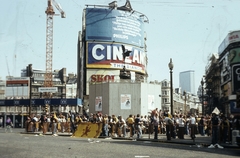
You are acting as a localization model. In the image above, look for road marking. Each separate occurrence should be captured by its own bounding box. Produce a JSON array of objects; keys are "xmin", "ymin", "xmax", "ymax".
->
[{"xmin": 135, "ymin": 156, "xmax": 150, "ymax": 158}]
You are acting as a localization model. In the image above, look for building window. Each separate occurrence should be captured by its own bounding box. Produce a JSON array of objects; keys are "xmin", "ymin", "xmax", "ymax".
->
[
  {"xmin": 162, "ymin": 91, "xmax": 168, "ymax": 96},
  {"xmin": 163, "ymin": 98, "xmax": 168, "ymax": 103}
]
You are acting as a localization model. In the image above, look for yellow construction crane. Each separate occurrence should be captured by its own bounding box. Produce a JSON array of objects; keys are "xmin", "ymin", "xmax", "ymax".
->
[{"xmin": 44, "ymin": 0, "xmax": 65, "ymax": 89}]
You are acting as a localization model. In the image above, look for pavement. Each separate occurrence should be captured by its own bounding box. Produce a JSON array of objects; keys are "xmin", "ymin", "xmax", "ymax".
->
[{"xmin": 12, "ymin": 128, "xmax": 239, "ymax": 149}]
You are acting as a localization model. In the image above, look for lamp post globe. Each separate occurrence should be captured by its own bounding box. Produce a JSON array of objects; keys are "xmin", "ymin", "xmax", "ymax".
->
[
  {"xmin": 168, "ymin": 58, "xmax": 174, "ymax": 116},
  {"xmin": 168, "ymin": 58, "xmax": 174, "ymax": 70}
]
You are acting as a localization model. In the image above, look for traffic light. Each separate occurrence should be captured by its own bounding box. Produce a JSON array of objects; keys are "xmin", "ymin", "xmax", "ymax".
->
[
  {"xmin": 121, "ymin": 45, "xmax": 131, "ymax": 60},
  {"xmin": 45, "ymin": 104, "xmax": 49, "ymax": 113}
]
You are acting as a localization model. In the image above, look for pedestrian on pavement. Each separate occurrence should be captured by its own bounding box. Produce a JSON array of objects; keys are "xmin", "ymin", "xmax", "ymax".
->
[
  {"xmin": 152, "ymin": 113, "xmax": 159, "ymax": 139},
  {"xmin": 101, "ymin": 114, "xmax": 109, "ymax": 137},
  {"xmin": 40, "ymin": 115, "xmax": 47, "ymax": 134},
  {"xmin": 178, "ymin": 114, "xmax": 185, "ymax": 139},
  {"xmin": 199, "ymin": 116, "xmax": 205, "ymax": 136},
  {"xmin": 51, "ymin": 113, "xmax": 58, "ymax": 136},
  {"xmin": 228, "ymin": 114, "xmax": 234, "ymax": 143},
  {"xmin": 185, "ymin": 115, "xmax": 190, "ymax": 135},
  {"xmin": 208, "ymin": 111, "xmax": 224, "ymax": 149},
  {"xmin": 134, "ymin": 114, "xmax": 142, "ymax": 139},
  {"xmin": 164, "ymin": 114, "xmax": 172, "ymax": 140},
  {"xmin": 0, "ymin": 117, "xmax": 3, "ymax": 128},
  {"xmin": 126, "ymin": 114, "xmax": 134, "ymax": 137},
  {"xmin": 221, "ymin": 115, "xmax": 229, "ymax": 143},
  {"xmin": 5, "ymin": 117, "xmax": 13, "ymax": 133},
  {"xmin": 117, "ymin": 115, "xmax": 127, "ymax": 137},
  {"xmin": 189, "ymin": 114, "xmax": 196, "ymax": 140}
]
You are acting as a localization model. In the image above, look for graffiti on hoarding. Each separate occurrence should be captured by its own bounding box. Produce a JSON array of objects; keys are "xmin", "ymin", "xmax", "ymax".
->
[
  {"xmin": 87, "ymin": 42, "xmax": 146, "ymax": 74},
  {"xmin": 90, "ymin": 75, "xmax": 115, "ymax": 83}
]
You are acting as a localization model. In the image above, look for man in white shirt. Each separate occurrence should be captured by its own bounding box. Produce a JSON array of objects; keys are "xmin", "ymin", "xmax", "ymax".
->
[{"xmin": 190, "ymin": 114, "xmax": 196, "ymax": 140}]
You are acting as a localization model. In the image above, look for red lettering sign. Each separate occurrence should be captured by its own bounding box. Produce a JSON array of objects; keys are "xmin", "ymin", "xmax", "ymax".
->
[
  {"xmin": 229, "ymin": 34, "xmax": 239, "ymax": 40},
  {"xmin": 91, "ymin": 75, "xmax": 115, "ymax": 82}
]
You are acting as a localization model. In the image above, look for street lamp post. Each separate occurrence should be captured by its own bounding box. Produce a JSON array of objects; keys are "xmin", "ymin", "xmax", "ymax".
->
[
  {"xmin": 201, "ymin": 78, "xmax": 204, "ymax": 116},
  {"xmin": 183, "ymin": 90, "xmax": 187, "ymax": 115},
  {"xmin": 28, "ymin": 64, "xmax": 33, "ymax": 117},
  {"xmin": 168, "ymin": 58, "xmax": 174, "ymax": 116}
]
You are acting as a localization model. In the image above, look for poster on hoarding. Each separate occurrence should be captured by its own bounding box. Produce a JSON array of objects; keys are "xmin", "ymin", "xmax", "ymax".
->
[
  {"xmin": 121, "ymin": 94, "xmax": 131, "ymax": 109},
  {"xmin": 95, "ymin": 96, "xmax": 102, "ymax": 111},
  {"xmin": 148, "ymin": 95, "xmax": 155, "ymax": 110}
]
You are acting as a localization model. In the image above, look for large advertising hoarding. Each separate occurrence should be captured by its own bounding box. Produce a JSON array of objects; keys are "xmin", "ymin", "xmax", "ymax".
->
[
  {"xmin": 86, "ymin": 42, "xmax": 146, "ymax": 74},
  {"xmin": 85, "ymin": 8, "xmax": 145, "ymax": 48}
]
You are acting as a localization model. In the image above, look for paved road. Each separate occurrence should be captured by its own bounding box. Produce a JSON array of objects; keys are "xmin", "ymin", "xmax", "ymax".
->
[{"xmin": 0, "ymin": 128, "xmax": 240, "ymax": 158}]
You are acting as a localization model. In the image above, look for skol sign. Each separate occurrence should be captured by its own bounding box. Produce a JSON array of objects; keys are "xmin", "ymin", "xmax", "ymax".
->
[{"xmin": 90, "ymin": 74, "xmax": 115, "ymax": 83}]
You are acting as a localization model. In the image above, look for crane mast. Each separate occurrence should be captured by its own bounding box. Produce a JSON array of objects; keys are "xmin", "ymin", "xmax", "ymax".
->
[{"xmin": 44, "ymin": 0, "xmax": 65, "ymax": 89}]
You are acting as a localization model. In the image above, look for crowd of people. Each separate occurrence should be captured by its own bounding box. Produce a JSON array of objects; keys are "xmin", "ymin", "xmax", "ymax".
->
[
  {"xmin": 24, "ymin": 109, "xmax": 240, "ymax": 147},
  {"xmin": 0, "ymin": 107, "xmax": 239, "ymax": 148}
]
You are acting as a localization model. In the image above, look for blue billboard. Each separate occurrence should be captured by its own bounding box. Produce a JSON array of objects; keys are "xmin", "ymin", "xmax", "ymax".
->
[
  {"xmin": 0, "ymin": 98, "xmax": 82, "ymax": 106},
  {"xmin": 85, "ymin": 8, "xmax": 145, "ymax": 48}
]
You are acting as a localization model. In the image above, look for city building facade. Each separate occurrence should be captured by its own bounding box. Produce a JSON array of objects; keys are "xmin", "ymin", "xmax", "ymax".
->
[
  {"xmin": 204, "ymin": 30, "xmax": 240, "ymax": 116},
  {"xmin": 0, "ymin": 66, "xmax": 81, "ymax": 128},
  {"xmin": 161, "ymin": 79, "xmax": 201, "ymax": 115}
]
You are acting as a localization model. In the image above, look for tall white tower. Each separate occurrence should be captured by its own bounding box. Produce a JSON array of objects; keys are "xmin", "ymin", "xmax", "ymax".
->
[{"xmin": 179, "ymin": 70, "xmax": 195, "ymax": 94}]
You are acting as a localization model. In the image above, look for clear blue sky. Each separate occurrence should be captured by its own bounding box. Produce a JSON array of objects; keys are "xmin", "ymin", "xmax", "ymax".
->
[{"xmin": 1, "ymin": 0, "xmax": 240, "ymax": 93}]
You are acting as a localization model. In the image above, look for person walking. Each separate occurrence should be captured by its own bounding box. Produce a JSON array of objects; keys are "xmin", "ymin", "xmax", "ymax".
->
[
  {"xmin": 152, "ymin": 113, "xmax": 159, "ymax": 139},
  {"xmin": 0, "ymin": 117, "xmax": 3, "ymax": 128},
  {"xmin": 126, "ymin": 114, "xmax": 134, "ymax": 138},
  {"xmin": 134, "ymin": 114, "xmax": 142, "ymax": 138},
  {"xmin": 117, "ymin": 115, "xmax": 127, "ymax": 137},
  {"xmin": 189, "ymin": 114, "xmax": 196, "ymax": 140},
  {"xmin": 208, "ymin": 111, "xmax": 224, "ymax": 149},
  {"xmin": 164, "ymin": 114, "xmax": 172, "ymax": 140},
  {"xmin": 199, "ymin": 116, "xmax": 205, "ymax": 136},
  {"xmin": 51, "ymin": 113, "xmax": 58, "ymax": 136},
  {"xmin": 5, "ymin": 117, "xmax": 13, "ymax": 133},
  {"xmin": 178, "ymin": 114, "xmax": 185, "ymax": 139}
]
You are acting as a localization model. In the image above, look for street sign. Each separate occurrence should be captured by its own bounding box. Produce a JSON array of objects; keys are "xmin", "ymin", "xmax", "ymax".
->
[{"xmin": 38, "ymin": 87, "xmax": 58, "ymax": 93}]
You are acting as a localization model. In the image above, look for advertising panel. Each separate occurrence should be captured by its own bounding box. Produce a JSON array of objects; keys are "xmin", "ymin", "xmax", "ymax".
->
[
  {"xmin": 87, "ymin": 69, "xmax": 120, "ymax": 83},
  {"xmin": 121, "ymin": 94, "xmax": 131, "ymax": 109},
  {"xmin": 95, "ymin": 96, "xmax": 102, "ymax": 112},
  {"xmin": 231, "ymin": 64, "xmax": 240, "ymax": 93},
  {"xmin": 85, "ymin": 8, "xmax": 145, "ymax": 48},
  {"xmin": 228, "ymin": 47, "xmax": 240, "ymax": 65},
  {"xmin": 218, "ymin": 30, "xmax": 240, "ymax": 55},
  {"xmin": 219, "ymin": 52, "xmax": 231, "ymax": 85},
  {"xmin": 86, "ymin": 42, "xmax": 146, "ymax": 74}
]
